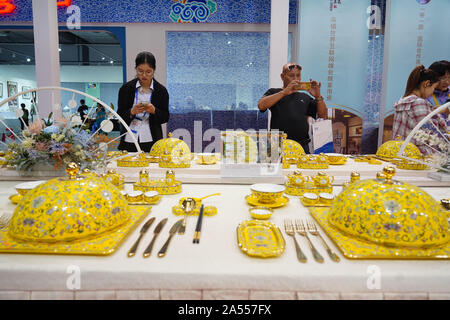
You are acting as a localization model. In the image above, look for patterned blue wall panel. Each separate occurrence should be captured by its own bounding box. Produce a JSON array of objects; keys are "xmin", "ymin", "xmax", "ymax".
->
[
  {"xmin": 166, "ymin": 31, "xmax": 270, "ymax": 116},
  {"xmin": 0, "ymin": 0, "xmax": 298, "ymax": 24}
]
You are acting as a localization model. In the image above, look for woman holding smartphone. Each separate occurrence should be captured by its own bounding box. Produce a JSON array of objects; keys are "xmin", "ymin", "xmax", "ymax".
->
[{"xmin": 117, "ymin": 51, "xmax": 170, "ymax": 152}]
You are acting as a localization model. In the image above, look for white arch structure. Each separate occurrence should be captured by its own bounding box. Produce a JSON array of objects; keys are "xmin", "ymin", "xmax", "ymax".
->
[
  {"xmin": 0, "ymin": 86, "xmax": 142, "ymax": 156},
  {"xmin": 397, "ymin": 101, "xmax": 450, "ymax": 173}
]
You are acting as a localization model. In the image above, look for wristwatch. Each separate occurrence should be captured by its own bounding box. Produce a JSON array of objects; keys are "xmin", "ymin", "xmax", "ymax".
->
[{"xmin": 315, "ymin": 96, "xmax": 324, "ymax": 102}]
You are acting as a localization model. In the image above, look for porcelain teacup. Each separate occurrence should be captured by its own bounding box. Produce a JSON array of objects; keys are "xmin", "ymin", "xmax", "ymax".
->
[{"xmin": 250, "ymin": 183, "xmax": 285, "ymax": 204}]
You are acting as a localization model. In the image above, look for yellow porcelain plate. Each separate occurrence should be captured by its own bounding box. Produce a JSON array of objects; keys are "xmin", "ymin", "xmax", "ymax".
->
[
  {"xmin": 0, "ymin": 206, "xmax": 150, "ymax": 256},
  {"xmin": 245, "ymin": 195, "xmax": 289, "ymax": 208},
  {"xmin": 236, "ymin": 220, "xmax": 285, "ymax": 258},
  {"xmin": 309, "ymin": 207, "xmax": 450, "ymax": 259}
]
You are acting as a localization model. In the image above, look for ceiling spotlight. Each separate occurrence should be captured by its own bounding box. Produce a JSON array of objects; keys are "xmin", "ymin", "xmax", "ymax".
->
[
  {"xmin": 26, "ymin": 58, "xmax": 31, "ymax": 62},
  {"xmin": 227, "ymin": 41, "xmax": 231, "ymax": 45},
  {"xmin": 102, "ymin": 57, "xmax": 105, "ymax": 60},
  {"xmin": 58, "ymin": 47, "xmax": 62, "ymax": 52},
  {"xmin": 12, "ymin": 53, "xmax": 15, "ymax": 58},
  {"xmin": 110, "ymin": 60, "xmax": 113, "ymax": 64}
]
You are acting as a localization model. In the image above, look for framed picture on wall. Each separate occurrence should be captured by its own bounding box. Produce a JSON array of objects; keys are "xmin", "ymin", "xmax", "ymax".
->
[
  {"xmin": 0, "ymin": 82, "xmax": 3, "ymax": 99},
  {"xmin": 22, "ymin": 86, "xmax": 32, "ymax": 99},
  {"xmin": 7, "ymin": 81, "xmax": 18, "ymax": 107}
]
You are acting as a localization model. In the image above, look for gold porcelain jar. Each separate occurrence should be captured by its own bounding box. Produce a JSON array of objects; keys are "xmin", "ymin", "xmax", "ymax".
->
[
  {"xmin": 8, "ymin": 163, "xmax": 130, "ymax": 243},
  {"xmin": 328, "ymin": 166, "xmax": 449, "ymax": 248}
]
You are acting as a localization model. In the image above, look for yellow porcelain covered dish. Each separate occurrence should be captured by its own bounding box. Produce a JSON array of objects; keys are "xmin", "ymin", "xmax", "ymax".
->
[
  {"xmin": 376, "ymin": 136, "xmax": 422, "ymax": 161},
  {"xmin": 8, "ymin": 163, "xmax": 130, "ymax": 243},
  {"xmin": 149, "ymin": 132, "xmax": 191, "ymax": 164},
  {"xmin": 328, "ymin": 166, "xmax": 449, "ymax": 249}
]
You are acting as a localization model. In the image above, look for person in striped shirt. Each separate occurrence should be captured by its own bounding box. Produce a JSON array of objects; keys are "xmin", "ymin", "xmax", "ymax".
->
[{"xmin": 392, "ymin": 65, "xmax": 448, "ymax": 154}]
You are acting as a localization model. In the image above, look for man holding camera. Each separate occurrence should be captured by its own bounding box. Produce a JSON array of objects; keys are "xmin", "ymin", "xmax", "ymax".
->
[{"xmin": 258, "ymin": 63, "xmax": 327, "ymax": 154}]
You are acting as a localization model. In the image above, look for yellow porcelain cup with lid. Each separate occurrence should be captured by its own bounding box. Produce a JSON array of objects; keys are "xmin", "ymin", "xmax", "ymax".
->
[
  {"xmin": 250, "ymin": 183, "xmax": 285, "ymax": 204},
  {"xmin": 312, "ymin": 172, "xmax": 334, "ymax": 188}
]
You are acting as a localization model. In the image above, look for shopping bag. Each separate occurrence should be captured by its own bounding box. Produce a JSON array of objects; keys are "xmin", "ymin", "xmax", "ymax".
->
[{"xmin": 311, "ymin": 119, "xmax": 333, "ymax": 154}]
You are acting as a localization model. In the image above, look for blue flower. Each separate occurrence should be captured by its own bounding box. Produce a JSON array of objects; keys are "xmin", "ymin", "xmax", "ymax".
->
[
  {"xmin": 50, "ymin": 141, "xmax": 66, "ymax": 154},
  {"xmin": 43, "ymin": 125, "xmax": 60, "ymax": 134},
  {"xmin": 73, "ymin": 130, "xmax": 91, "ymax": 146}
]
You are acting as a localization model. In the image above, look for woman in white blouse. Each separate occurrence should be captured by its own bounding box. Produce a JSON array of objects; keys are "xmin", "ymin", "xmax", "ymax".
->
[{"xmin": 117, "ymin": 51, "xmax": 170, "ymax": 152}]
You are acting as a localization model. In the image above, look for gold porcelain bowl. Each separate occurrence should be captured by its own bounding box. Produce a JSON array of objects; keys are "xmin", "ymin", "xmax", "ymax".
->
[
  {"xmin": 8, "ymin": 168, "xmax": 130, "ymax": 243},
  {"xmin": 249, "ymin": 206, "xmax": 273, "ymax": 220},
  {"xmin": 325, "ymin": 153, "xmax": 347, "ymax": 164},
  {"xmin": 125, "ymin": 191, "xmax": 143, "ymax": 203},
  {"xmin": 328, "ymin": 169, "xmax": 449, "ymax": 249},
  {"xmin": 302, "ymin": 192, "xmax": 319, "ymax": 206},
  {"xmin": 250, "ymin": 184, "xmax": 285, "ymax": 204},
  {"xmin": 143, "ymin": 191, "xmax": 159, "ymax": 202},
  {"xmin": 15, "ymin": 180, "xmax": 46, "ymax": 196},
  {"xmin": 318, "ymin": 192, "xmax": 334, "ymax": 205}
]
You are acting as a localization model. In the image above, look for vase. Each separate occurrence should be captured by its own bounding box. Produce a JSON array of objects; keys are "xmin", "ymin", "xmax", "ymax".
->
[{"xmin": 18, "ymin": 162, "xmax": 67, "ymax": 178}]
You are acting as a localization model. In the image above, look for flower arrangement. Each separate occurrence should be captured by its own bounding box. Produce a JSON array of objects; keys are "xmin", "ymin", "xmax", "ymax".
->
[
  {"xmin": 413, "ymin": 128, "xmax": 449, "ymax": 170},
  {"xmin": 4, "ymin": 113, "xmax": 100, "ymax": 171}
]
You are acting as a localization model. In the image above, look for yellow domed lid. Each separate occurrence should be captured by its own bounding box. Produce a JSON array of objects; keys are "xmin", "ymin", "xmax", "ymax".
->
[
  {"xmin": 149, "ymin": 132, "xmax": 191, "ymax": 160},
  {"xmin": 283, "ymin": 139, "xmax": 305, "ymax": 159},
  {"xmin": 376, "ymin": 136, "xmax": 422, "ymax": 160},
  {"xmin": 8, "ymin": 163, "xmax": 130, "ymax": 243},
  {"xmin": 329, "ymin": 166, "xmax": 449, "ymax": 248}
]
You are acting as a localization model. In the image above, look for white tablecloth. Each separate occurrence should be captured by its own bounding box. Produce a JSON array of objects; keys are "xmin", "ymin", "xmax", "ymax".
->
[{"xmin": 0, "ymin": 181, "xmax": 449, "ymax": 300}]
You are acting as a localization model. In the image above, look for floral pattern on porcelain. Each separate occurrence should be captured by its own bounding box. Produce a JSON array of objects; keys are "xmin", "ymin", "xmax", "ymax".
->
[
  {"xmin": 376, "ymin": 139, "xmax": 421, "ymax": 161},
  {"xmin": 328, "ymin": 178, "xmax": 449, "ymax": 248},
  {"xmin": 8, "ymin": 175, "xmax": 130, "ymax": 243}
]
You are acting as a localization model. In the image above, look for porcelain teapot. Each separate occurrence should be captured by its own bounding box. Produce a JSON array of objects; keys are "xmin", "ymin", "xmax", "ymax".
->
[
  {"xmin": 312, "ymin": 172, "xmax": 334, "ymax": 188},
  {"xmin": 287, "ymin": 170, "xmax": 308, "ymax": 187}
]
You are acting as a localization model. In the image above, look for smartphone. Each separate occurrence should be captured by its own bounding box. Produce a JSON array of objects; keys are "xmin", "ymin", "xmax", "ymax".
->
[{"xmin": 293, "ymin": 81, "xmax": 312, "ymax": 91}]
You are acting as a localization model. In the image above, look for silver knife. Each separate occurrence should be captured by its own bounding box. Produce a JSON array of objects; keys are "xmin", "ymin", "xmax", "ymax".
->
[
  {"xmin": 158, "ymin": 218, "xmax": 183, "ymax": 258},
  {"xmin": 127, "ymin": 217, "xmax": 155, "ymax": 257},
  {"xmin": 143, "ymin": 218, "xmax": 168, "ymax": 258}
]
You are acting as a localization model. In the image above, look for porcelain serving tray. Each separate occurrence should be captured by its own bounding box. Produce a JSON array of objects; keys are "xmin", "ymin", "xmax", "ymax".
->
[
  {"xmin": 236, "ymin": 220, "xmax": 285, "ymax": 258},
  {"xmin": 309, "ymin": 207, "xmax": 450, "ymax": 260}
]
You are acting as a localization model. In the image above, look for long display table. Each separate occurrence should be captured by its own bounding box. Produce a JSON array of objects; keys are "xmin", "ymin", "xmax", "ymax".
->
[
  {"xmin": 0, "ymin": 158, "xmax": 448, "ymax": 187},
  {"xmin": 0, "ymin": 181, "xmax": 449, "ymax": 300}
]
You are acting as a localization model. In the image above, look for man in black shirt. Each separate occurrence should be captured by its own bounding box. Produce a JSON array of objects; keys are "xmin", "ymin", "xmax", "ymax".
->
[
  {"xmin": 258, "ymin": 63, "xmax": 327, "ymax": 153},
  {"xmin": 77, "ymin": 99, "xmax": 88, "ymax": 120}
]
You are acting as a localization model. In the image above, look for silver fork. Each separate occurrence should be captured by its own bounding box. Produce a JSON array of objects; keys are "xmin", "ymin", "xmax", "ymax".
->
[
  {"xmin": 307, "ymin": 219, "xmax": 340, "ymax": 262},
  {"xmin": 295, "ymin": 219, "xmax": 324, "ymax": 263},
  {"xmin": 283, "ymin": 219, "xmax": 307, "ymax": 263}
]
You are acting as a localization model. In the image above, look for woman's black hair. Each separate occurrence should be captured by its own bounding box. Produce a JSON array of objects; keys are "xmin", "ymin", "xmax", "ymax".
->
[
  {"xmin": 135, "ymin": 51, "xmax": 156, "ymax": 70},
  {"xmin": 428, "ymin": 60, "xmax": 450, "ymax": 77},
  {"xmin": 403, "ymin": 65, "xmax": 440, "ymax": 97}
]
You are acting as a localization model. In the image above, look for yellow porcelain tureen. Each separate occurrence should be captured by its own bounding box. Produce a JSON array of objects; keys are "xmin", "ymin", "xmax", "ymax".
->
[
  {"xmin": 376, "ymin": 136, "xmax": 422, "ymax": 161},
  {"xmin": 328, "ymin": 166, "xmax": 449, "ymax": 249},
  {"xmin": 149, "ymin": 133, "xmax": 191, "ymax": 167},
  {"xmin": 8, "ymin": 163, "xmax": 130, "ymax": 243}
]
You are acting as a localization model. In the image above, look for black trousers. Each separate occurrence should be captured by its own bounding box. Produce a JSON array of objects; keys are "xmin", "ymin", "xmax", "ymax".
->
[{"xmin": 118, "ymin": 141, "xmax": 155, "ymax": 153}]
